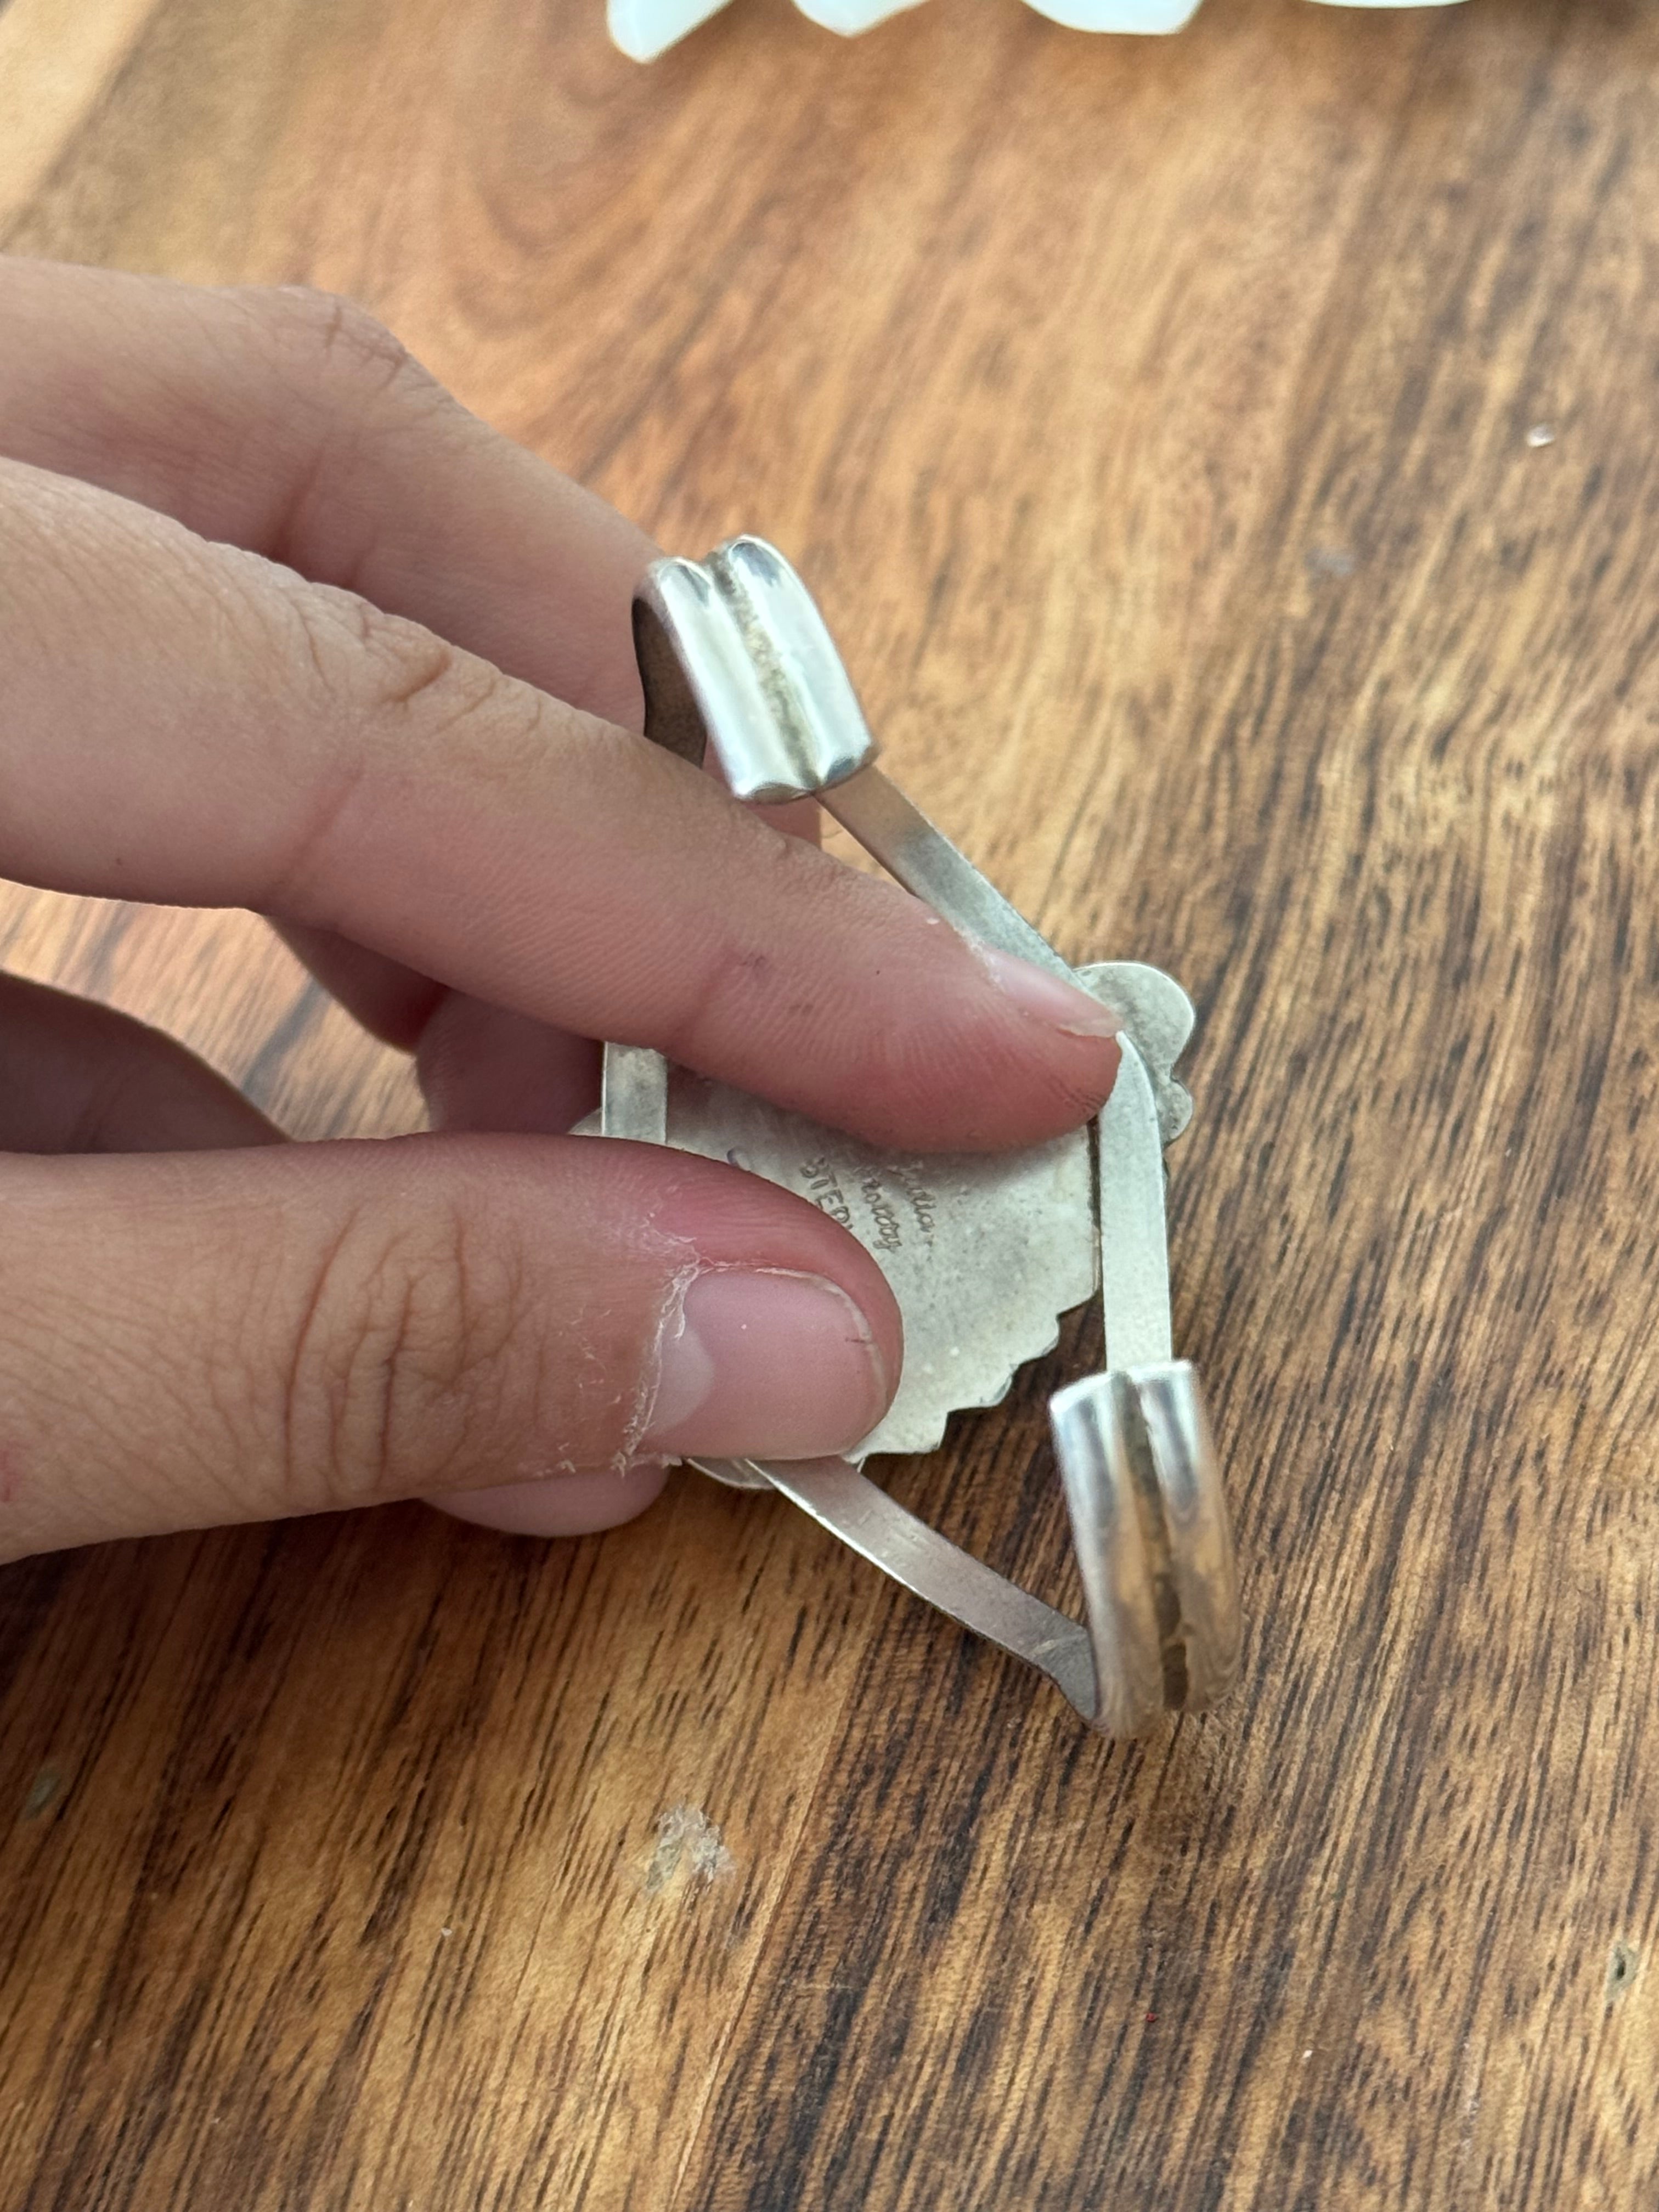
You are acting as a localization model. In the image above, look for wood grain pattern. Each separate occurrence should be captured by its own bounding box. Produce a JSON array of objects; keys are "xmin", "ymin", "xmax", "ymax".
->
[
  {"xmin": 2, "ymin": 0, "xmax": 1657, "ymax": 2204},
  {"xmin": 0, "ymin": 0, "xmax": 166, "ymax": 233}
]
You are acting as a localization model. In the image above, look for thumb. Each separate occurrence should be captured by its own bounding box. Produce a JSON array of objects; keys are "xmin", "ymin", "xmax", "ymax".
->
[{"xmin": 0, "ymin": 1135, "xmax": 899, "ymax": 1560}]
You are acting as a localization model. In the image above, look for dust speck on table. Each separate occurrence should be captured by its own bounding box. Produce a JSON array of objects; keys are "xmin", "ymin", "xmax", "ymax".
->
[
  {"xmin": 643, "ymin": 1804, "xmax": 735, "ymax": 1898},
  {"xmin": 1606, "ymin": 1939, "xmax": 1640, "ymax": 2005},
  {"xmin": 21, "ymin": 1768, "xmax": 60, "ymax": 1821}
]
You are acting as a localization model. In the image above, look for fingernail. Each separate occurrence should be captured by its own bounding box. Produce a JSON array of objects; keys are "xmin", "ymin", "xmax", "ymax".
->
[
  {"xmin": 642, "ymin": 1270, "xmax": 891, "ymax": 1460},
  {"xmin": 978, "ymin": 947, "xmax": 1123, "ymax": 1037}
]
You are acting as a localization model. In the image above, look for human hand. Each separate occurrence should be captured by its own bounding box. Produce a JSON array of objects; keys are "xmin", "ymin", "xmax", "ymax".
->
[{"xmin": 0, "ymin": 258, "xmax": 1120, "ymax": 1558}]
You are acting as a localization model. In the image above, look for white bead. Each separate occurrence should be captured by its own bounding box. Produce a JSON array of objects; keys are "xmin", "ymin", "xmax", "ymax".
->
[
  {"xmin": 793, "ymin": 0, "xmax": 930, "ymax": 32},
  {"xmin": 607, "ymin": 0, "xmax": 733, "ymax": 62},
  {"xmin": 1022, "ymin": 0, "xmax": 1200, "ymax": 25}
]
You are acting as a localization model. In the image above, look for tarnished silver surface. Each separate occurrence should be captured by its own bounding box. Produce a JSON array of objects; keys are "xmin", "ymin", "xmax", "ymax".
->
[
  {"xmin": 600, "ymin": 1041, "xmax": 668, "ymax": 1144},
  {"xmin": 593, "ymin": 994, "xmax": 1187, "ymax": 1462},
  {"xmin": 698, "ymin": 1371, "xmax": 1240, "ymax": 1737},
  {"xmin": 656, "ymin": 1069, "xmax": 1094, "ymax": 1460},
  {"xmin": 590, "ymin": 535, "xmax": 1245, "ymax": 1736},
  {"xmin": 1134, "ymin": 1367, "xmax": 1240, "ymax": 1711},
  {"xmin": 1048, "ymin": 1364, "xmax": 1239, "ymax": 1734},
  {"xmin": 594, "ymin": 1057, "xmax": 1094, "ymax": 1460},
  {"xmin": 700, "ymin": 1454, "xmax": 1099, "ymax": 1719},
  {"xmin": 1084, "ymin": 961, "xmax": 1194, "ymax": 1145},
  {"xmin": 1093, "ymin": 1036, "xmax": 1173, "ymax": 1372},
  {"xmin": 1045, "ymin": 1375, "xmax": 1166, "ymax": 1737},
  {"xmin": 1031, "ymin": 1024, "xmax": 1239, "ymax": 1726},
  {"xmin": 675, "ymin": 1041, "xmax": 1239, "ymax": 1733},
  {"xmin": 633, "ymin": 536, "xmax": 877, "ymax": 802},
  {"xmin": 821, "ymin": 761, "xmax": 1070, "ymax": 977}
]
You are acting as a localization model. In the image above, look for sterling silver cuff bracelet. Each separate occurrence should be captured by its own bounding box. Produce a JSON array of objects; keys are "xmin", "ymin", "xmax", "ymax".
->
[{"xmin": 591, "ymin": 535, "xmax": 1241, "ymax": 1735}]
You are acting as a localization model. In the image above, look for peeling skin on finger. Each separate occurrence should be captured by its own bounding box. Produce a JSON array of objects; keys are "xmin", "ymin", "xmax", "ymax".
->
[
  {"xmin": 429, "ymin": 1142, "xmax": 898, "ymax": 1535},
  {"xmin": 619, "ymin": 1251, "xmax": 703, "ymax": 1470},
  {"xmin": 425, "ymin": 1207, "xmax": 702, "ymax": 1536}
]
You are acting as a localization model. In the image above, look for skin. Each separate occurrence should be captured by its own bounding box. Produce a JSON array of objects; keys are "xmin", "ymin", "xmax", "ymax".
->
[{"xmin": 0, "ymin": 257, "xmax": 1120, "ymax": 1560}]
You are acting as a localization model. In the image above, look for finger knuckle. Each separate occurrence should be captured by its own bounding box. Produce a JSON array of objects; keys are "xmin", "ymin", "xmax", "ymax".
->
[
  {"xmin": 291, "ymin": 581, "xmax": 466, "ymax": 716},
  {"xmin": 248, "ymin": 284, "xmax": 431, "ymax": 405},
  {"xmin": 268, "ymin": 582, "xmax": 544, "ymax": 910},
  {"xmin": 284, "ymin": 1199, "xmax": 528, "ymax": 1508}
]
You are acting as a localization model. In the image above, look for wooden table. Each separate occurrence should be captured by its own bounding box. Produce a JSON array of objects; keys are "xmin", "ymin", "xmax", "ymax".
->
[{"xmin": 2, "ymin": 0, "xmax": 1655, "ymax": 2203}]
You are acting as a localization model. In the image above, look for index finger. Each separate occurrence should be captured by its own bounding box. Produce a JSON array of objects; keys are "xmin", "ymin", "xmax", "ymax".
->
[{"xmin": 1, "ymin": 456, "xmax": 1119, "ymax": 1153}]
